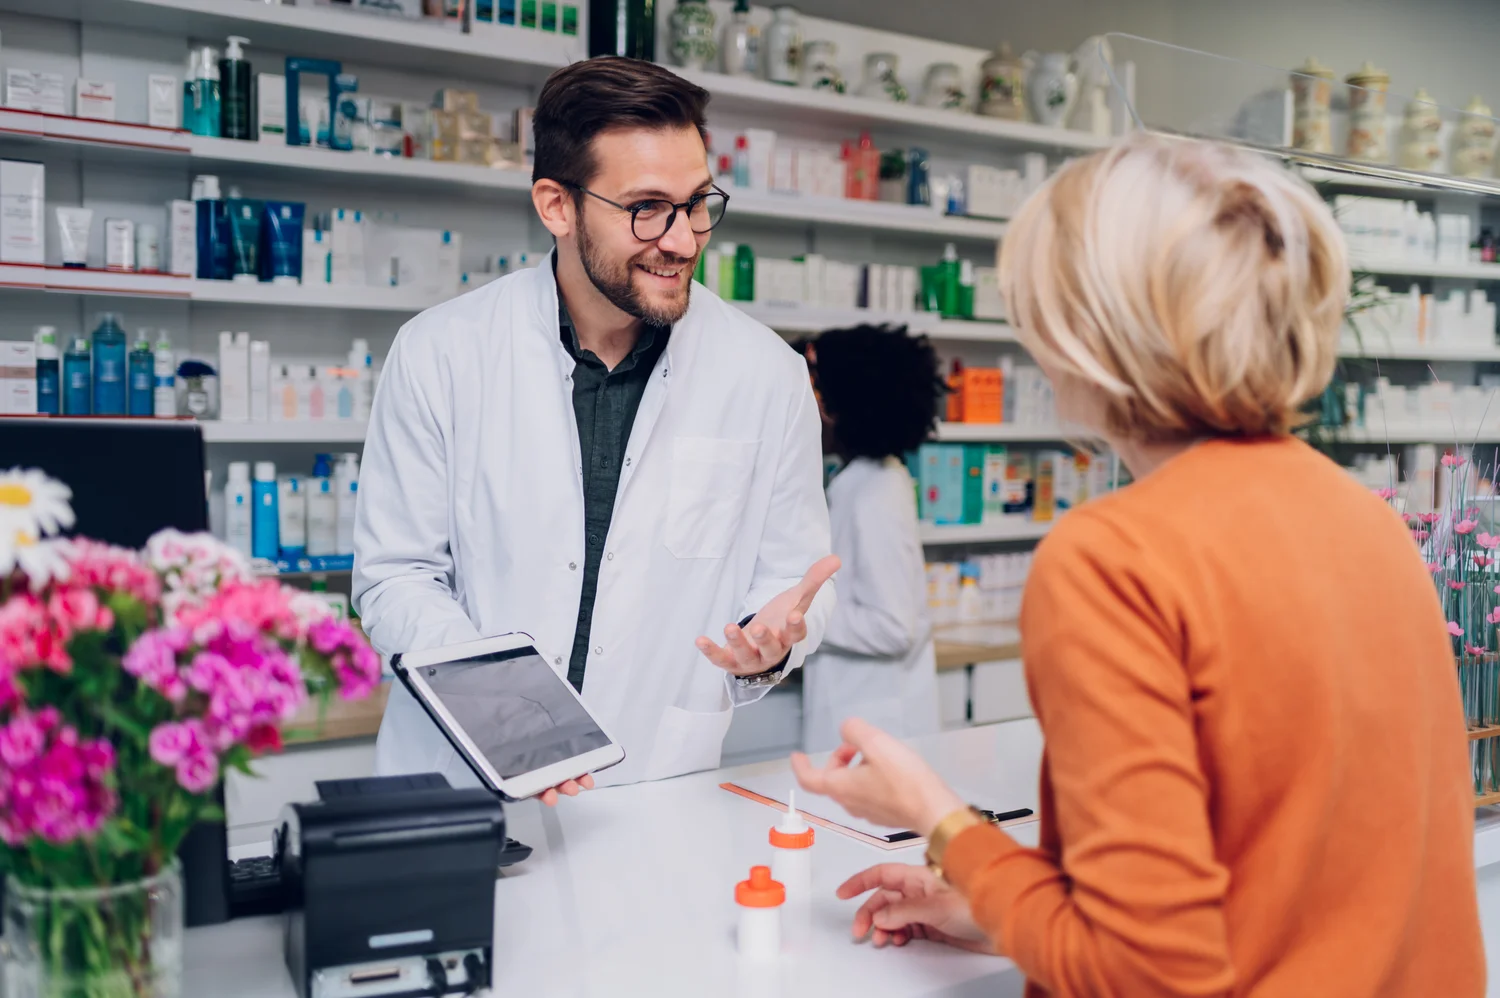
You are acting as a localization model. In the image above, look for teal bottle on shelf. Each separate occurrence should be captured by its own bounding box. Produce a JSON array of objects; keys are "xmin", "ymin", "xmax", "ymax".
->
[
  {"xmin": 128, "ymin": 331, "xmax": 154, "ymax": 416},
  {"xmin": 734, "ymin": 243, "xmax": 755, "ymax": 301},
  {"xmin": 34, "ymin": 327, "xmax": 59, "ymax": 415},
  {"xmin": 91, "ymin": 312, "xmax": 127, "ymax": 415},
  {"xmin": 63, "ymin": 336, "xmax": 91, "ymax": 415}
]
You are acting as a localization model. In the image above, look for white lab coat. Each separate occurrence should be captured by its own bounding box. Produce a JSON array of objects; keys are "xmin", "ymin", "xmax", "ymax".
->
[
  {"xmin": 801, "ymin": 457, "xmax": 938, "ymax": 753},
  {"xmin": 354, "ymin": 253, "xmax": 834, "ymax": 787}
]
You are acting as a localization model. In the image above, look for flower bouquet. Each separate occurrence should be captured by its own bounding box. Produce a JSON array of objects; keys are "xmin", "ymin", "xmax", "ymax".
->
[
  {"xmin": 1381, "ymin": 450, "xmax": 1500, "ymax": 798},
  {"xmin": 0, "ymin": 469, "xmax": 380, "ymax": 997}
]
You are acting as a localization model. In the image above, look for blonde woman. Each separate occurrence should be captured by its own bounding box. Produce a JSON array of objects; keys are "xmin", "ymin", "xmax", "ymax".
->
[{"xmin": 793, "ymin": 134, "xmax": 1484, "ymax": 995}]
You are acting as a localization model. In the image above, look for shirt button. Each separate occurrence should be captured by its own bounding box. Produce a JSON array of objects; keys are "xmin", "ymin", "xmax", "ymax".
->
[
  {"xmin": 568, "ymin": 562, "xmax": 577, "ymax": 570},
  {"xmin": 625, "ymin": 457, "xmax": 632, "ymax": 467},
  {"xmin": 589, "ymin": 533, "xmax": 599, "ymax": 544}
]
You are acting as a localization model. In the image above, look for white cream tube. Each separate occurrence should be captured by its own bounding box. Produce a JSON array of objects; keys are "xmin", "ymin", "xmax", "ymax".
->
[{"xmin": 55, "ymin": 207, "xmax": 93, "ymax": 268}]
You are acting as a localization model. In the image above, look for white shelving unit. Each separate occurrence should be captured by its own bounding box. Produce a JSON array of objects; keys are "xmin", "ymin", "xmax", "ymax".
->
[
  {"xmin": 1340, "ymin": 339, "xmax": 1500, "ymax": 362},
  {"xmin": 736, "ymin": 302, "xmax": 1012, "ymax": 340},
  {"xmin": 1356, "ymin": 258, "xmax": 1500, "ymax": 281},
  {"xmin": 724, "ymin": 189, "xmax": 1005, "ymax": 239},
  {"xmin": 934, "ymin": 422, "xmax": 1099, "ymax": 442},
  {"xmin": 920, "ymin": 520, "xmax": 1053, "ymax": 545},
  {"xmin": 198, "ymin": 421, "xmax": 369, "ymax": 444},
  {"xmin": 1336, "ymin": 427, "xmax": 1500, "ymax": 445},
  {"xmin": 674, "ymin": 68, "xmax": 1113, "ymax": 154}
]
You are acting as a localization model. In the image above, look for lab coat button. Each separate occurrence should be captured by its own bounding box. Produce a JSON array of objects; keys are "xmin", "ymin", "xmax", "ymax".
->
[
  {"xmin": 606, "ymin": 552, "xmax": 614, "ymax": 561},
  {"xmin": 594, "ymin": 646, "xmax": 602, "ymax": 655},
  {"xmin": 554, "ymin": 656, "xmax": 562, "ymax": 665},
  {"xmin": 569, "ymin": 561, "xmax": 577, "ymax": 571}
]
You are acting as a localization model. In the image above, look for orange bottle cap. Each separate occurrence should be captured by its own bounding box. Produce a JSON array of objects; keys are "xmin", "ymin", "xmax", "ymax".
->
[
  {"xmin": 770, "ymin": 825, "xmax": 814, "ymax": 849},
  {"xmin": 735, "ymin": 865, "xmax": 785, "ymax": 908}
]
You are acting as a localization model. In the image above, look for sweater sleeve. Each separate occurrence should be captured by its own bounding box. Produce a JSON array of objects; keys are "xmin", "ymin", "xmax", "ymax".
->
[{"xmin": 942, "ymin": 511, "xmax": 1235, "ymax": 998}]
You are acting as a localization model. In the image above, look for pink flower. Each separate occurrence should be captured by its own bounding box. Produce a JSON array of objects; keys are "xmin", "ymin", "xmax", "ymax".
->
[
  {"xmin": 1449, "ymin": 580, "xmax": 1467, "ymax": 590},
  {"xmin": 61, "ymin": 539, "xmax": 160, "ymax": 603},
  {"xmin": 1419, "ymin": 513, "xmax": 1443, "ymax": 525},
  {"xmin": 0, "ymin": 593, "xmax": 71, "ymax": 673},
  {"xmin": 309, "ymin": 619, "xmax": 382, "ymax": 702},
  {"xmin": 1448, "ymin": 621, "xmax": 1465, "ymax": 637},
  {"xmin": 1430, "ymin": 562, "xmax": 1444, "ymax": 573},
  {"xmin": 45, "ymin": 587, "xmax": 112, "ymax": 639},
  {"xmin": 1412, "ymin": 529, "xmax": 1431, "ymax": 541},
  {"xmin": 122, "ymin": 628, "xmax": 190, "ymax": 702},
  {"xmin": 1468, "ymin": 644, "xmax": 1489, "ymax": 656},
  {"xmin": 175, "ymin": 751, "xmax": 218, "ymax": 794},
  {"xmin": 1443, "ymin": 453, "xmax": 1467, "ymax": 468},
  {"xmin": 1476, "ymin": 555, "xmax": 1496, "ymax": 568},
  {"xmin": 1456, "ymin": 519, "xmax": 1479, "ymax": 535},
  {"xmin": 1479, "ymin": 533, "xmax": 1500, "ymax": 550},
  {"xmin": 148, "ymin": 720, "xmax": 201, "ymax": 768},
  {"xmin": 1373, "ymin": 487, "xmax": 1398, "ymax": 500},
  {"xmin": 0, "ymin": 711, "xmax": 115, "ymax": 846}
]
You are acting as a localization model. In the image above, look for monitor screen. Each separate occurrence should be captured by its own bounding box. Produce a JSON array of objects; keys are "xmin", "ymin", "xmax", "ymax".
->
[{"xmin": 0, "ymin": 418, "xmax": 207, "ymax": 548}]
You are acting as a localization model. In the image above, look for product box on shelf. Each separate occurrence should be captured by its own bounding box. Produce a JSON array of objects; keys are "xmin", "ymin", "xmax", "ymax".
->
[
  {"xmin": 147, "ymin": 74, "xmax": 178, "ymax": 129},
  {"xmin": 5, "ymin": 69, "xmax": 67, "ymax": 114},
  {"xmin": 1002, "ymin": 452, "xmax": 1033, "ymax": 518},
  {"xmin": 74, "ymin": 80, "xmax": 115, "ymax": 121},
  {"xmin": 0, "ymin": 159, "xmax": 44, "ymax": 266},
  {"xmin": 919, "ymin": 443, "xmax": 965, "ymax": 525},
  {"xmin": 257, "ymin": 74, "xmax": 286, "ymax": 143},
  {"xmin": 973, "ymin": 266, "xmax": 1005, "ymax": 321},
  {"xmin": 982, "ymin": 446, "xmax": 1008, "ymax": 522},
  {"xmin": 218, "ymin": 331, "xmax": 251, "ymax": 422},
  {"xmin": 961, "ymin": 444, "xmax": 986, "ymax": 525},
  {"xmin": 330, "ymin": 209, "xmax": 366, "ymax": 287},
  {"xmin": 956, "ymin": 367, "xmax": 1003, "ymax": 423},
  {"xmin": 167, "ymin": 200, "xmax": 196, "ymax": 277},
  {"xmin": 0, "ymin": 339, "xmax": 36, "ymax": 414}
]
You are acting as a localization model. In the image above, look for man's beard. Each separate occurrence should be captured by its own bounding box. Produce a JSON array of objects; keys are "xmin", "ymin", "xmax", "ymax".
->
[{"xmin": 577, "ymin": 214, "xmax": 695, "ymax": 326}]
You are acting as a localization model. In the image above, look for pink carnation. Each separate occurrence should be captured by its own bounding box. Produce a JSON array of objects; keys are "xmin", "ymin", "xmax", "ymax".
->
[
  {"xmin": 1468, "ymin": 644, "xmax": 1489, "ymax": 657},
  {"xmin": 0, "ymin": 593, "xmax": 71, "ymax": 673},
  {"xmin": 1479, "ymin": 533, "xmax": 1500, "ymax": 550},
  {"xmin": 1456, "ymin": 519, "xmax": 1479, "ymax": 535},
  {"xmin": 1476, "ymin": 555, "xmax": 1496, "ymax": 568},
  {"xmin": 1448, "ymin": 621, "xmax": 1465, "ymax": 637},
  {"xmin": 1449, "ymin": 580, "xmax": 1467, "ymax": 590},
  {"xmin": 1442, "ymin": 453, "xmax": 1467, "ymax": 468},
  {"xmin": 1419, "ymin": 513, "xmax": 1443, "ymax": 525},
  {"xmin": 147, "ymin": 719, "xmax": 220, "ymax": 794},
  {"xmin": 1412, "ymin": 529, "xmax": 1431, "ymax": 541},
  {"xmin": 1489, "ymin": 609, "xmax": 1500, "ymax": 626},
  {"xmin": 1372, "ymin": 487, "xmax": 1398, "ymax": 500},
  {"xmin": 309, "ymin": 619, "xmax": 382, "ymax": 701},
  {"xmin": 0, "ymin": 710, "xmax": 116, "ymax": 846},
  {"xmin": 46, "ymin": 587, "xmax": 113, "ymax": 639},
  {"xmin": 122, "ymin": 628, "xmax": 191, "ymax": 702},
  {"xmin": 61, "ymin": 539, "xmax": 160, "ymax": 603}
]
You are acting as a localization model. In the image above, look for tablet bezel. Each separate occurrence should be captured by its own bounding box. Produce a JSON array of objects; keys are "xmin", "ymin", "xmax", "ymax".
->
[{"xmin": 394, "ymin": 633, "xmax": 625, "ymax": 801}]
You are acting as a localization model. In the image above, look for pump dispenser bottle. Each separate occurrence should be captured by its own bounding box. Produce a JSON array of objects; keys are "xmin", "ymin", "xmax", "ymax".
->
[
  {"xmin": 193, "ymin": 45, "xmax": 222, "ymax": 138},
  {"xmin": 219, "ymin": 36, "xmax": 253, "ymax": 140},
  {"xmin": 34, "ymin": 327, "xmax": 58, "ymax": 415}
]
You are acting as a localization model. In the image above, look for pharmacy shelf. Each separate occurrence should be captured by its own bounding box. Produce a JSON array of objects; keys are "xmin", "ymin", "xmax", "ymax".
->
[
  {"xmin": 187, "ymin": 137, "xmax": 537, "ymax": 195},
  {"xmin": 1338, "ymin": 339, "xmax": 1500, "ymax": 362},
  {"xmin": 725, "ymin": 189, "xmax": 1006, "ymax": 240},
  {"xmin": 676, "ymin": 68, "xmax": 1114, "ymax": 154},
  {"xmin": 1333, "ymin": 427, "xmax": 1500, "ymax": 445},
  {"xmin": 1355, "ymin": 258, "xmax": 1500, "ymax": 281},
  {"xmin": 736, "ymin": 302, "xmax": 1012, "ymax": 340},
  {"xmin": 920, "ymin": 520, "xmax": 1053, "ymax": 545},
  {"xmin": 198, "ymin": 420, "xmax": 369, "ymax": 444},
  {"xmin": 934, "ymin": 422, "xmax": 1100, "ymax": 442},
  {"xmin": 0, "ymin": 266, "xmax": 453, "ymax": 311},
  {"xmin": 0, "ymin": 0, "xmax": 579, "ymax": 87}
]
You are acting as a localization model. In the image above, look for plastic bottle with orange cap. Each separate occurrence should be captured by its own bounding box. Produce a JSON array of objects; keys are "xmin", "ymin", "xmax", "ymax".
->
[{"xmin": 735, "ymin": 788, "xmax": 816, "ymax": 959}]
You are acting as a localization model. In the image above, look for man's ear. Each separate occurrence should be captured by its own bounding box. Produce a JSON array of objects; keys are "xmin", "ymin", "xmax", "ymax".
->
[{"xmin": 532, "ymin": 179, "xmax": 574, "ymax": 239}]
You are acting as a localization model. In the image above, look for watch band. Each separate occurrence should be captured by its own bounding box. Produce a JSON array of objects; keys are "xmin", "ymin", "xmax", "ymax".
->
[
  {"xmin": 925, "ymin": 806, "xmax": 985, "ymax": 884},
  {"xmin": 732, "ymin": 613, "xmax": 791, "ymax": 688}
]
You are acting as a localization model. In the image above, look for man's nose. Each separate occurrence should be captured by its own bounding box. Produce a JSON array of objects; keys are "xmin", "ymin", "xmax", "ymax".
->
[{"xmin": 657, "ymin": 210, "xmax": 698, "ymax": 258}]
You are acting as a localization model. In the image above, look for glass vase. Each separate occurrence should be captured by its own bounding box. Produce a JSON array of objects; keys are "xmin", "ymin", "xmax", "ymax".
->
[{"xmin": 0, "ymin": 861, "xmax": 183, "ymax": 998}]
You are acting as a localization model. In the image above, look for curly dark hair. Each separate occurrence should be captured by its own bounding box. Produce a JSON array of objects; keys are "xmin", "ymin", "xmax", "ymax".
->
[{"xmin": 800, "ymin": 325, "xmax": 945, "ymax": 461}]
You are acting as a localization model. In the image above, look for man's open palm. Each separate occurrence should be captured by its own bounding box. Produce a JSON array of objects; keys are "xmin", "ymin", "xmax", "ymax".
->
[{"xmin": 696, "ymin": 555, "xmax": 840, "ymax": 676}]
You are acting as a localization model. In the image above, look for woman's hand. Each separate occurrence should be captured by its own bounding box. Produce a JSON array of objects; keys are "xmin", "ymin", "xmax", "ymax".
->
[
  {"xmin": 790, "ymin": 717, "xmax": 966, "ymax": 836},
  {"xmin": 839, "ymin": 863, "xmax": 995, "ymax": 953}
]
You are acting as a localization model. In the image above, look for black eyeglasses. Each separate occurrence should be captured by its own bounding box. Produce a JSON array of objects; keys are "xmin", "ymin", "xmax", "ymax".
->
[{"xmin": 566, "ymin": 183, "xmax": 730, "ymax": 242}]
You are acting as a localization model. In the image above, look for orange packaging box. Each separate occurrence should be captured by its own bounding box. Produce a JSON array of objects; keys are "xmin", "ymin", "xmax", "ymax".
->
[{"xmin": 959, "ymin": 367, "xmax": 1002, "ymax": 423}]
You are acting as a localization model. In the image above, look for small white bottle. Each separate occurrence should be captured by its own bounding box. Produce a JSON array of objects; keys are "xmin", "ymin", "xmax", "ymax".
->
[
  {"xmin": 307, "ymin": 476, "xmax": 338, "ymax": 556},
  {"xmin": 278, "ymin": 476, "xmax": 307, "ymax": 558},
  {"xmin": 153, "ymin": 330, "xmax": 175, "ymax": 418},
  {"xmin": 769, "ymin": 789, "xmax": 814, "ymax": 943},
  {"xmin": 335, "ymin": 453, "xmax": 360, "ymax": 555},
  {"xmin": 735, "ymin": 865, "xmax": 784, "ymax": 961},
  {"xmin": 349, "ymin": 338, "xmax": 374, "ymax": 421},
  {"xmin": 270, "ymin": 364, "xmax": 295, "ymax": 421},
  {"xmin": 224, "ymin": 461, "xmax": 253, "ymax": 558}
]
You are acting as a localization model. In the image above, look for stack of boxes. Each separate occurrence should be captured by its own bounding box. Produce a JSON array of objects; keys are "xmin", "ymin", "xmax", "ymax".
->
[{"xmin": 914, "ymin": 444, "xmax": 1117, "ymax": 526}]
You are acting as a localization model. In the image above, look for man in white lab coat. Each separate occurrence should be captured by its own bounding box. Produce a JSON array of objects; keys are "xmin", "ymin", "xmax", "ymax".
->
[{"xmin": 354, "ymin": 57, "xmax": 838, "ymax": 793}]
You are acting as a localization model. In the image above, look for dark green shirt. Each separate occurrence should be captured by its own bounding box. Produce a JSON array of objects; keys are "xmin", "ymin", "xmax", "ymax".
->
[{"xmin": 560, "ymin": 298, "xmax": 669, "ymax": 691}]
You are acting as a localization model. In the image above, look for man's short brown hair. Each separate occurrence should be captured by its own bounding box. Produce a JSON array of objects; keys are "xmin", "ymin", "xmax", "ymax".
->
[{"xmin": 532, "ymin": 57, "xmax": 710, "ymax": 190}]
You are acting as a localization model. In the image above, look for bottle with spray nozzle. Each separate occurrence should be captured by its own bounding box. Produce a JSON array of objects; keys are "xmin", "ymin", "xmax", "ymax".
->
[{"xmin": 769, "ymin": 788, "xmax": 814, "ymax": 943}]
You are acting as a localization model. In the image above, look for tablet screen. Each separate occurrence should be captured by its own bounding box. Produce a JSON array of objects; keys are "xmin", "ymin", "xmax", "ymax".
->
[{"xmin": 418, "ymin": 649, "xmax": 613, "ymax": 780}]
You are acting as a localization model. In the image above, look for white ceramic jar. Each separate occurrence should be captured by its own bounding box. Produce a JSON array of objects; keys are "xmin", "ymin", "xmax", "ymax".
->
[
  {"xmin": 858, "ymin": 52, "xmax": 907, "ymax": 103},
  {"xmin": 921, "ymin": 62, "xmax": 965, "ymax": 110},
  {"xmin": 1397, "ymin": 87, "xmax": 1444, "ymax": 172},
  {"xmin": 799, "ymin": 40, "xmax": 844, "ymax": 93},
  {"xmin": 1290, "ymin": 56, "xmax": 1336, "ymax": 154},
  {"xmin": 1345, "ymin": 62, "xmax": 1391, "ymax": 163}
]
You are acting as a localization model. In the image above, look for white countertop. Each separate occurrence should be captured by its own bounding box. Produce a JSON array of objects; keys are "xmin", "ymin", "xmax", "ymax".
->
[
  {"xmin": 186, "ymin": 718, "xmax": 1500, "ymax": 997},
  {"xmin": 187, "ymin": 722, "xmax": 1043, "ymax": 998}
]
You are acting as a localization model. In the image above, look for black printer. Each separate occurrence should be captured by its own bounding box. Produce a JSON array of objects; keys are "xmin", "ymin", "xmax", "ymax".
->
[{"xmin": 276, "ymin": 774, "xmax": 507, "ymax": 998}]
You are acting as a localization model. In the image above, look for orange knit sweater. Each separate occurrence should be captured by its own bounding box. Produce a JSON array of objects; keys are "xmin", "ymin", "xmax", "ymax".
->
[{"xmin": 944, "ymin": 436, "xmax": 1483, "ymax": 997}]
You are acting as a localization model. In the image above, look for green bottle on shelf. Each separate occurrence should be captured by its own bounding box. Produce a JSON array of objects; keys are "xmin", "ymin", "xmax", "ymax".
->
[{"xmin": 734, "ymin": 243, "xmax": 755, "ymax": 302}]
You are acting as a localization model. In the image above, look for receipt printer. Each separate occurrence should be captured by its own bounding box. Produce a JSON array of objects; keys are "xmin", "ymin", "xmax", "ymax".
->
[{"xmin": 278, "ymin": 774, "xmax": 505, "ymax": 998}]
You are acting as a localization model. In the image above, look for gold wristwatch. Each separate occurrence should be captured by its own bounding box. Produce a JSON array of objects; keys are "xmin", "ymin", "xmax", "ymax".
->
[{"xmin": 925, "ymin": 806, "xmax": 986, "ymax": 884}]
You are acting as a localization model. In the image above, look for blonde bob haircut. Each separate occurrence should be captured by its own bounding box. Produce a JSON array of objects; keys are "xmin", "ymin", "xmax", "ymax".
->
[{"xmin": 999, "ymin": 133, "xmax": 1349, "ymax": 441}]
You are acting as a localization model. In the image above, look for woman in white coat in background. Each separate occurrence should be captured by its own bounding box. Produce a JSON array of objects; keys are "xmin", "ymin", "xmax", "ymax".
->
[{"xmin": 798, "ymin": 326, "xmax": 946, "ymax": 753}]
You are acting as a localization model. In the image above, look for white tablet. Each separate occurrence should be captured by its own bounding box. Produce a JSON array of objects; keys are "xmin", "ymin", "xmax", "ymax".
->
[{"xmin": 393, "ymin": 633, "xmax": 625, "ymax": 801}]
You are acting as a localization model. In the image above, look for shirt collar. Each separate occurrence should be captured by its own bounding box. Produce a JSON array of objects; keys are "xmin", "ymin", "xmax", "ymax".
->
[{"xmin": 555, "ymin": 259, "xmax": 670, "ymax": 366}]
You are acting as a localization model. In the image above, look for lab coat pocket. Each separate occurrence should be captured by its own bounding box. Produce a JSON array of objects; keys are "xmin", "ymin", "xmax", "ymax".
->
[
  {"xmin": 665, "ymin": 437, "xmax": 760, "ymax": 559},
  {"xmin": 643, "ymin": 705, "xmax": 734, "ymax": 781}
]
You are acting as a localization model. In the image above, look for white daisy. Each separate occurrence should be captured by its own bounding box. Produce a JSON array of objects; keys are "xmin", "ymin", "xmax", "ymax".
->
[
  {"xmin": 0, "ymin": 468, "xmax": 75, "ymax": 540},
  {"xmin": 14, "ymin": 535, "xmax": 72, "ymax": 591}
]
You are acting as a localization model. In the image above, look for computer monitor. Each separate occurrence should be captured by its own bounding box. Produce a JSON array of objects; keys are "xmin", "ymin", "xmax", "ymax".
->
[{"xmin": 0, "ymin": 417, "xmax": 207, "ymax": 547}]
